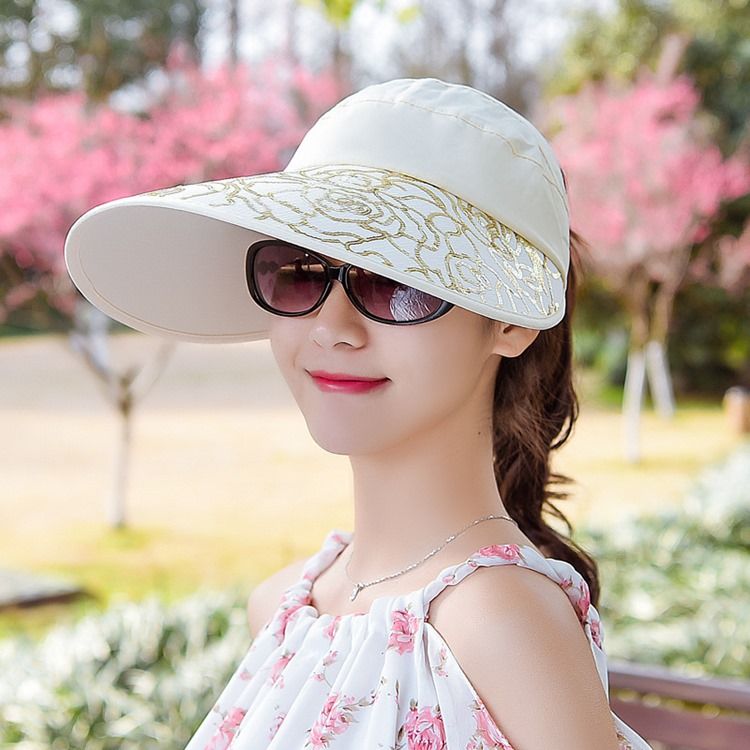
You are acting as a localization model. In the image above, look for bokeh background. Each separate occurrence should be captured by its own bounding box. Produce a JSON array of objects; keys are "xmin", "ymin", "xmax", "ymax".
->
[{"xmin": 1, "ymin": 1, "xmax": 749, "ymax": 747}]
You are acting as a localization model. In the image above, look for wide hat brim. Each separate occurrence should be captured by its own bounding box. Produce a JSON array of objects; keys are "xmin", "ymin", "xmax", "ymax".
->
[{"xmin": 64, "ymin": 164, "xmax": 566, "ymax": 344}]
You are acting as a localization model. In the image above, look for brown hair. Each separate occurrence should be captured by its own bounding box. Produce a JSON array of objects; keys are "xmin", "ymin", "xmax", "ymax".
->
[{"xmin": 483, "ymin": 226, "xmax": 600, "ymax": 607}]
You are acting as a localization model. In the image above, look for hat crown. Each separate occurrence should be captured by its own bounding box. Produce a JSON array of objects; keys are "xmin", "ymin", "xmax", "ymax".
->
[{"xmin": 285, "ymin": 77, "xmax": 570, "ymax": 277}]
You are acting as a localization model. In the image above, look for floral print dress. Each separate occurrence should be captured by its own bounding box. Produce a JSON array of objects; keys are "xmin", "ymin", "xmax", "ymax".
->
[{"xmin": 184, "ymin": 528, "xmax": 653, "ymax": 749}]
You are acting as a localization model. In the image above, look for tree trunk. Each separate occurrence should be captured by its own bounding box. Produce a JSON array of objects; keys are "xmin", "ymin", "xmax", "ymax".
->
[
  {"xmin": 623, "ymin": 347, "xmax": 647, "ymax": 463},
  {"xmin": 645, "ymin": 339, "xmax": 675, "ymax": 419},
  {"xmin": 331, "ymin": 28, "xmax": 352, "ymax": 89},
  {"xmin": 110, "ymin": 388, "xmax": 133, "ymax": 529},
  {"xmin": 228, "ymin": 0, "xmax": 239, "ymax": 70},
  {"xmin": 68, "ymin": 298, "xmax": 176, "ymax": 529},
  {"xmin": 647, "ymin": 247, "xmax": 691, "ymax": 420},
  {"xmin": 621, "ymin": 272, "xmax": 651, "ymax": 462},
  {"xmin": 282, "ymin": 0, "xmax": 297, "ymax": 62}
]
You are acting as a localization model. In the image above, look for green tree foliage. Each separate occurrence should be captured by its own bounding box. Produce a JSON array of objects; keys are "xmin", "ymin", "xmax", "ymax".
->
[
  {"xmin": 0, "ymin": 0, "xmax": 203, "ymax": 103},
  {"xmin": 299, "ymin": 0, "xmax": 360, "ymax": 26},
  {"xmin": 546, "ymin": 0, "xmax": 750, "ymax": 150}
]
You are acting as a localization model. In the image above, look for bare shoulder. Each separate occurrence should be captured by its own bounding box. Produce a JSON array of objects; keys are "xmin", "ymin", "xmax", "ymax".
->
[
  {"xmin": 428, "ymin": 563, "xmax": 620, "ymax": 750},
  {"xmin": 246, "ymin": 556, "xmax": 308, "ymax": 638}
]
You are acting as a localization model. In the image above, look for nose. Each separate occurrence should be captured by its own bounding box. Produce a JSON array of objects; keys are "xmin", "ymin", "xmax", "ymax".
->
[
  {"xmin": 316, "ymin": 276, "xmax": 359, "ymax": 318},
  {"xmin": 308, "ymin": 273, "xmax": 369, "ymax": 348}
]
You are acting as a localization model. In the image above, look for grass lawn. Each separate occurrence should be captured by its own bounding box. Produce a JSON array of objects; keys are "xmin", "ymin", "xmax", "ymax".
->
[{"xmin": 0, "ymin": 332, "xmax": 744, "ymax": 641}]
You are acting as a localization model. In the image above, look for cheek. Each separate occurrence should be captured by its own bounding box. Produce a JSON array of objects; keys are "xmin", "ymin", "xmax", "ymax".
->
[
  {"xmin": 400, "ymin": 350, "xmax": 481, "ymax": 427},
  {"xmin": 268, "ymin": 320, "xmax": 303, "ymax": 394}
]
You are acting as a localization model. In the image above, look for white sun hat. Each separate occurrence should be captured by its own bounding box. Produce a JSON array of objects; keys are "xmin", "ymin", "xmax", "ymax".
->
[{"xmin": 63, "ymin": 76, "xmax": 570, "ymax": 344}]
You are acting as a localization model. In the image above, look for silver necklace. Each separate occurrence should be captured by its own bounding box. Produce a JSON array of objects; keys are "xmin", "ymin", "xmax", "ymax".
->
[{"xmin": 344, "ymin": 513, "xmax": 519, "ymax": 602}]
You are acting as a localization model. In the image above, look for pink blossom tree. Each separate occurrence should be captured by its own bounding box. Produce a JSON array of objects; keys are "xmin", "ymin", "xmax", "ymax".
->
[
  {"xmin": 545, "ymin": 67, "xmax": 750, "ymax": 462},
  {"xmin": 0, "ymin": 43, "xmax": 347, "ymax": 526},
  {"xmin": 0, "ymin": 43, "xmax": 345, "ymax": 326}
]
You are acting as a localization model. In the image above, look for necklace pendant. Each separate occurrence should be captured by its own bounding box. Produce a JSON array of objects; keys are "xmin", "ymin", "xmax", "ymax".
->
[{"xmin": 350, "ymin": 583, "xmax": 364, "ymax": 602}]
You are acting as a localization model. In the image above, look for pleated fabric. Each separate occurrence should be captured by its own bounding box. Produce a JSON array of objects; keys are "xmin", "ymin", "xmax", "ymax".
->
[{"xmin": 185, "ymin": 528, "xmax": 652, "ymax": 749}]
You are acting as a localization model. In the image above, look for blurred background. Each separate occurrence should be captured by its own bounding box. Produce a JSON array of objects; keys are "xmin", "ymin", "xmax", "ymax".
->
[{"xmin": 0, "ymin": 1, "xmax": 749, "ymax": 747}]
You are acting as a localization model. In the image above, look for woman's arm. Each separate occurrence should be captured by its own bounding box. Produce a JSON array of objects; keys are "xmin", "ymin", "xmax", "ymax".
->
[{"xmin": 428, "ymin": 564, "xmax": 621, "ymax": 750}]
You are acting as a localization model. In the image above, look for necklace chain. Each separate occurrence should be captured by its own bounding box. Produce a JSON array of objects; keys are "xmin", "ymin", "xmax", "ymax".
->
[{"xmin": 344, "ymin": 513, "xmax": 519, "ymax": 602}]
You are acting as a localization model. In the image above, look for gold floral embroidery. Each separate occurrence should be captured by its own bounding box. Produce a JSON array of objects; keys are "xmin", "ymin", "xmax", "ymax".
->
[{"xmin": 145, "ymin": 165, "xmax": 562, "ymax": 320}]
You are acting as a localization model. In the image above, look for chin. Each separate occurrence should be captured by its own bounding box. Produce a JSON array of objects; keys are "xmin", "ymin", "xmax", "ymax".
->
[{"xmin": 303, "ymin": 420, "xmax": 392, "ymax": 457}]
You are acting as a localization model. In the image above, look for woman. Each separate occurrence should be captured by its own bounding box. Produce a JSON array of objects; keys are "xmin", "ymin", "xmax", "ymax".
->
[{"xmin": 65, "ymin": 77, "xmax": 652, "ymax": 749}]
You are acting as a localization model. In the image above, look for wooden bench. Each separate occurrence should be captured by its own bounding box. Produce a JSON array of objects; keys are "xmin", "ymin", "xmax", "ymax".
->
[{"xmin": 608, "ymin": 659, "xmax": 750, "ymax": 749}]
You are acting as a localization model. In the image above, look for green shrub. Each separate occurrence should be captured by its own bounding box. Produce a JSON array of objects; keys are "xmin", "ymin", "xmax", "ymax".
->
[
  {"xmin": 574, "ymin": 442, "xmax": 750, "ymax": 678},
  {"xmin": 0, "ymin": 587, "xmax": 250, "ymax": 749}
]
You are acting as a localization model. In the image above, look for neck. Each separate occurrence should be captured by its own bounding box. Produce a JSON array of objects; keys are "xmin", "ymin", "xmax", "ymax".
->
[{"xmin": 345, "ymin": 411, "xmax": 510, "ymax": 581}]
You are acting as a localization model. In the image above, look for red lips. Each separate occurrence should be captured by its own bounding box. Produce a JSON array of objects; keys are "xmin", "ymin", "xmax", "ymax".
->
[
  {"xmin": 307, "ymin": 370, "xmax": 390, "ymax": 394},
  {"xmin": 307, "ymin": 370, "xmax": 387, "ymax": 382}
]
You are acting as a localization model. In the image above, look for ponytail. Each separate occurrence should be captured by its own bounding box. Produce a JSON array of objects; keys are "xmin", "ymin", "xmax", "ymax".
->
[{"xmin": 486, "ymin": 227, "xmax": 601, "ymax": 606}]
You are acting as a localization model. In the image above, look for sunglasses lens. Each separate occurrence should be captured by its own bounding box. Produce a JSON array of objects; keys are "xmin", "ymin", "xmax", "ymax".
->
[
  {"xmin": 348, "ymin": 267, "xmax": 446, "ymax": 323},
  {"xmin": 250, "ymin": 242, "xmax": 446, "ymax": 323},
  {"xmin": 252, "ymin": 243, "xmax": 326, "ymax": 313}
]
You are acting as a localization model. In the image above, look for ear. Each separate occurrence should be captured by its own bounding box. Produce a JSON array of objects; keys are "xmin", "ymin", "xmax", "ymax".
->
[{"xmin": 488, "ymin": 320, "xmax": 540, "ymax": 358}]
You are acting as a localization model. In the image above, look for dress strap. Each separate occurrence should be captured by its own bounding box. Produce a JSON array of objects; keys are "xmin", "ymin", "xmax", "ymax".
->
[
  {"xmin": 281, "ymin": 528, "xmax": 352, "ymax": 600},
  {"xmin": 419, "ymin": 542, "xmax": 611, "ymax": 693}
]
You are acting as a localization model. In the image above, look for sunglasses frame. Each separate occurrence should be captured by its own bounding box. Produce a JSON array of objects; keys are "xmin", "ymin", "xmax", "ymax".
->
[{"xmin": 245, "ymin": 239, "xmax": 454, "ymax": 326}]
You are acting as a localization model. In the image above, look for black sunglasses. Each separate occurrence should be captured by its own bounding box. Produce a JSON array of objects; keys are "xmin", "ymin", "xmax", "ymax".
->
[{"xmin": 245, "ymin": 239, "xmax": 454, "ymax": 325}]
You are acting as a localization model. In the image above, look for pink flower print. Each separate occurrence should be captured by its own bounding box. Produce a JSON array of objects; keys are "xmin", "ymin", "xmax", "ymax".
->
[
  {"xmin": 239, "ymin": 668, "xmax": 252, "ymax": 680},
  {"xmin": 432, "ymin": 645, "xmax": 449, "ymax": 678},
  {"xmin": 403, "ymin": 702, "xmax": 447, "ymax": 750},
  {"xmin": 476, "ymin": 543, "xmax": 522, "ymax": 561},
  {"xmin": 275, "ymin": 600, "xmax": 305, "ymax": 640},
  {"xmin": 560, "ymin": 576, "xmax": 590, "ymax": 624},
  {"xmin": 387, "ymin": 608, "xmax": 420, "ymax": 655},
  {"xmin": 589, "ymin": 616, "xmax": 603, "ymax": 649},
  {"xmin": 269, "ymin": 712, "xmax": 286, "ymax": 741},
  {"xmin": 473, "ymin": 698, "xmax": 513, "ymax": 749},
  {"xmin": 323, "ymin": 615, "xmax": 341, "ymax": 641},
  {"xmin": 576, "ymin": 582, "xmax": 591, "ymax": 623},
  {"xmin": 307, "ymin": 692, "xmax": 358, "ymax": 748},
  {"xmin": 204, "ymin": 706, "xmax": 246, "ymax": 750},
  {"xmin": 269, "ymin": 650, "xmax": 294, "ymax": 689},
  {"xmin": 311, "ymin": 649, "xmax": 339, "ymax": 682}
]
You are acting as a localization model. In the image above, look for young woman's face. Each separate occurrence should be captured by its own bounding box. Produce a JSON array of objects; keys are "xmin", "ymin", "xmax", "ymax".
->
[{"xmin": 268, "ymin": 255, "xmax": 538, "ymax": 457}]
